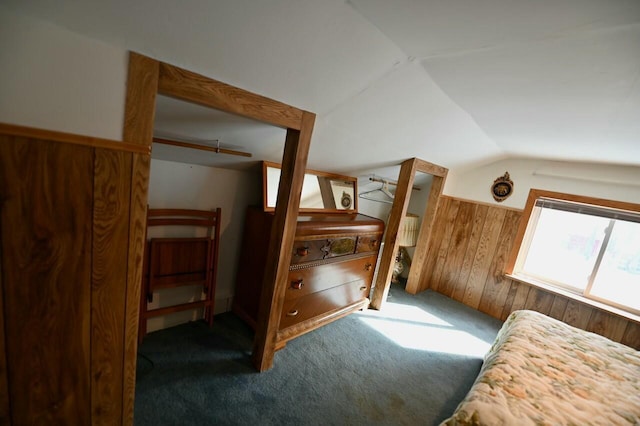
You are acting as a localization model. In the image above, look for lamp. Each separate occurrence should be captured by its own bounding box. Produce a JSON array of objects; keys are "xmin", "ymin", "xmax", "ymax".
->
[{"xmin": 392, "ymin": 213, "xmax": 420, "ymax": 284}]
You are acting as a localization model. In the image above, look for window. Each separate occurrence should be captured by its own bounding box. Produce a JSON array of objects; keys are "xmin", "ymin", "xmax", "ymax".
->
[{"xmin": 508, "ymin": 190, "xmax": 640, "ymax": 315}]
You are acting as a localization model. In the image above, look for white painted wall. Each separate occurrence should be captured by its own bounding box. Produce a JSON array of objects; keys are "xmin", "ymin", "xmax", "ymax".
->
[
  {"xmin": 146, "ymin": 159, "xmax": 261, "ymax": 332},
  {"xmin": 0, "ymin": 6, "xmax": 127, "ymax": 140},
  {"xmin": 445, "ymin": 158, "xmax": 640, "ymax": 210}
]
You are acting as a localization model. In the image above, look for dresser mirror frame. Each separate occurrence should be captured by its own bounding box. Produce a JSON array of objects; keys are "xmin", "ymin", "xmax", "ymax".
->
[{"xmin": 263, "ymin": 161, "xmax": 358, "ymax": 214}]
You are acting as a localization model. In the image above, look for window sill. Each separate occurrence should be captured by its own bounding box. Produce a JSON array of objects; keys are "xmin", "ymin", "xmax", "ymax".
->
[{"xmin": 504, "ymin": 273, "xmax": 640, "ymax": 324}]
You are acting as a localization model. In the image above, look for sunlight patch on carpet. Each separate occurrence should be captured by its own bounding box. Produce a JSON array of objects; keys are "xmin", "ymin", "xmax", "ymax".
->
[{"xmin": 357, "ymin": 303, "xmax": 491, "ymax": 357}]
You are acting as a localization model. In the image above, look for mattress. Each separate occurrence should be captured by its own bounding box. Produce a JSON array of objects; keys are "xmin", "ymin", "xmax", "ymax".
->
[{"xmin": 441, "ymin": 310, "xmax": 640, "ymax": 425}]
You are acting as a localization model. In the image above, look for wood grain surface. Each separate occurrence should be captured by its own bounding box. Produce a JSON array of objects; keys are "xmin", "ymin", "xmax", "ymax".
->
[
  {"xmin": 0, "ymin": 135, "xmax": 93, "ymax": 424},
  {"xmin": 122, "ymin": 52, "xmax": 157, "ymax": 425},
  {"xmin": 0, "ymin": 225, "xmax": 9, "ymax": 424},
  {"xmin": 91, "ymin": 149, "xmax": 131, "ymax": 424},
  {"xmin": 420, "ymin": 195, "xmax": 640, "ymax": 349},
  {"xmin": 252, "ymin": 112, "xmax": 315, "ymax": 371},
  {"xmin": 158, "ymin": 63, "xmax": 304, "ymax": 130},
  {"xmin": 0, "ymin": 122, "xmax": 148, "ymax": 154},
  {"xmin": 405, "ymin": 175, "xmax": 445, "ymax": 294}
]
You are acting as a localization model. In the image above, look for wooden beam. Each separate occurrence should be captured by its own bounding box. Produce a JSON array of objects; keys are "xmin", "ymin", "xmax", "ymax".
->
[
  {"xmin": 368, "ymin": 157, "xmax": 449, "ymax": 303},
  {"xmin": 412, "ymin": 158, "xmax": 448, "ymax": 177},
  {"xmin": 252, "ymin": 111, "xmax": 315, "ymax": 371},
  {"xmin": 121, "ymin": 52, "xmax": 158, "ymax": 426},
  {"xmin": 158, "ymin": 62, "xmax": 304, "ymax": 130},
  {"xmin": 124, "ymin": 53, "xmax": 159, "ymax": 145}
]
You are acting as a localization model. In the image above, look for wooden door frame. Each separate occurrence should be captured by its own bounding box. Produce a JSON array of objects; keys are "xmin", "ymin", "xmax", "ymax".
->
[
  {"xmin": 122, "ymin": 51, "xmax": 315, "ymax": 420},
  {"xmin": 369, "ymin": 158, "xmax": 448, "ymax": 309}
]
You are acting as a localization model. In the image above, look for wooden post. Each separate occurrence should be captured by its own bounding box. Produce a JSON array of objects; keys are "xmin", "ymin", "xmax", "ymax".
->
[
  {"xmin": 121, "ymin": 52, "xmax": 158, "ymax": 426},
  {"xmin": 370, "ymin": 158, "xmax": 448, "ymax": 308},
  {"xmin": 252, "ymin": 112, "xmax": 315, "ymax": 371}
]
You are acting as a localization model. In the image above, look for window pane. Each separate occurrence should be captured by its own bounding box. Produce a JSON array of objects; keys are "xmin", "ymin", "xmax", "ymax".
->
[
  {"xmin": 590, "ymin": 220, "xmax": 640, "ymax": 311},
  {"xmin": 522, "ymin": 208, "xmax": 608, "ymax": 290}
]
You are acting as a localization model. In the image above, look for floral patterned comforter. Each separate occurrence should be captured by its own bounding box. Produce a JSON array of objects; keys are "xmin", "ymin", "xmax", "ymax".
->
[{"xmin": 441, "ymin": 310, "xmax": 640, "ymax": 425}]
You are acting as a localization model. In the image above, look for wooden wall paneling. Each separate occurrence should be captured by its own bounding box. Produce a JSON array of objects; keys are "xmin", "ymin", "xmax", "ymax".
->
[
  {"xmin": 158, "ymin": 63, "xmax": 304, "ymax": 130},
  {"xmin": 586, "ymin": 310, "xmax": 628, "ymax": 343},
  {"xmin": 429, "ymin": 199, "xmax": 461, "ymax": 293},
  {"xmin": 0, "ymin": 241, "xmax": 9, "ymax": 423},
  {"xmin": 451, "ymin": 204, "xmax": 488, "ymax": 302},
  {"xmin": 461, "ymin": 207, "xmax": 507, "ymax": 309},
  {"xmin": 476, "ymin": 210, "xmax": 522, "ymax": 317},
  {"xmin": 508, "ymin": 281, "xmax": 532, "ymax": 319},
  {"xmin": 370, "ymin": 159, "xmax": 418, "ymax": 309},
  {"xmin": 420, "ymin": 195, "xmax": 640, "ymax": 348},
  {"xmin": 122, "ymin": 52, "xmax": 158, "ymax": 425},
  {"xmin": 498, "ymin": 280, "xmax": 518, "ymax": 321},
  {"xmin": 252, "ymin": 112, "xmax": 315, "ymax": 371},
  {"xmin": 522, "ymin": 287, "xmax": 555, "ymax": 316},
  {"xmin": 548, "ymin": 295, "xmax": 569, "ymax": 321},
  {"xmin": 500, "ymin": 280, "xmax": 532, "ymax": 321},
  {"xmin": 562, "ymin": 300, "xmax": 594, "ymax": 330},
  {"xmin": 621, "ymin": 322, "xmax": 640, "ymax": 350},
  {"xmin": 0, "ymin": 136, "xmax": 94, "ymax": 424},
  {"xmin": 91, "ymin": 149, "xmax": 132, "ymax": 424},
  {"xmin": 438, "ymin": 202, "xmax": 476, "ymax": 298}
]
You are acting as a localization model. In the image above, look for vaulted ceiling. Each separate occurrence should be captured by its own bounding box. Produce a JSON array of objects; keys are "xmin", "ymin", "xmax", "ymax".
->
[{"xmin": 6, "ymin": 0, "xmax": 640, "ymax": 174}]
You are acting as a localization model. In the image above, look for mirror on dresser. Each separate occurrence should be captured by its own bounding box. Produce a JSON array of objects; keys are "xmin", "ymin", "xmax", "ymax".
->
[{"xmin": 263, "ymin": 161, "xmax": 357, "ymax": 213}]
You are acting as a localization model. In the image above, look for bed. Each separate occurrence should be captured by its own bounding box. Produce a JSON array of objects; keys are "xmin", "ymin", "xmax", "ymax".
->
[{"xmin": 441, "ymin": 310, "xmax": 640, "ymax": 425}]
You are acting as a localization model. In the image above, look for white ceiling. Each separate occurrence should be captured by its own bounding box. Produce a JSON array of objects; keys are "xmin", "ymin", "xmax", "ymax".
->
[{"xmin": 6, "ymin": 0, "xmax": 640, "ymax": 174}]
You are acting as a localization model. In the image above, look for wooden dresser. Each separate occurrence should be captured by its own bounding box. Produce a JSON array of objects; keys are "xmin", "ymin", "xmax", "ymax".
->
[{"xmin": 233, "ymin": 206, "xmax": 384, "ymax": 348}]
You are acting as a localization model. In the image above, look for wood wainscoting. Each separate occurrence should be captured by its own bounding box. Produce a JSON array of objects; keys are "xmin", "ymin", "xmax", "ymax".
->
[
  {"xmin": 417, "ymin": 195, "xmax": 640, "ymax": 350},
  {"xmin": 0, "ymin": 123, "xmax": 150, "ymax": 425}
]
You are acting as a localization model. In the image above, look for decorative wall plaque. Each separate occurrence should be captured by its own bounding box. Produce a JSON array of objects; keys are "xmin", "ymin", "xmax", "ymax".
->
[
  {"xmin": 491, "ymin": 172, "xmax": 513, "ymax": 202},
  {"xmin": 341, "ymin": 191, "xmax": 353, "ymax": 209}
]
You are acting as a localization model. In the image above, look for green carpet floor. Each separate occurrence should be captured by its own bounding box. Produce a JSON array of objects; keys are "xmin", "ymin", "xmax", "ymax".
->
[{"xmin": 134, "ymin": 284, "xmax": 503, "ymax": 425}]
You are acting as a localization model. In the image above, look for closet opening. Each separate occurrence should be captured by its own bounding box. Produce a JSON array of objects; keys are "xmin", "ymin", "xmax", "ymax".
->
[
  {"xmin": 140, "ymin": 94, "xmax": 287, "ymax": 340},
  {"xmin": 123, "ymin": 52, "xmax": 316, "ymax": 391}
]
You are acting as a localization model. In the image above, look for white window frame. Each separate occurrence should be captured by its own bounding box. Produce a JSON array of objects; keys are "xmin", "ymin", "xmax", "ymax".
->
[{"xmin": 506, "ymin": 189, "xmax": 640, "ymax": 317}]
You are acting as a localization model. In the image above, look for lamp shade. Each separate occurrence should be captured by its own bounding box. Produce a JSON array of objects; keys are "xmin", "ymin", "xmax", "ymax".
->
[{"xmin": 397, "ymin": 213, "xmax": 420, "ymax": 247}]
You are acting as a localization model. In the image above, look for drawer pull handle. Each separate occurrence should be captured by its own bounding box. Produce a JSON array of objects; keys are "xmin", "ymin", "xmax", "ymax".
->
[
  {"xmin": 290, "ymin": 279, "xmax": 304, "ymax": 290},
  {"xmin": 371, "ymin": 239, "xmax": 378, "ymax": 247},
  {"xmin": 296, "ymin": 247, "xmax": 309, "ymax": 257},
  {"xmin": 359, "ymin": 286, "xmax": 367, "ymax": 291},
  {"xmin": 365, "ymin": 263, "xmax": 373, "ymax": 271},
  {"xmin": 286, "ymin": 309, "xmax": 299, "ymax": 317}
]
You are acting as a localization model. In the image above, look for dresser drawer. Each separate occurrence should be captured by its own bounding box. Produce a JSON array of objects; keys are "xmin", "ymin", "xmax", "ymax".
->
[
  {"xmin": 286, "ymin": 254, "xmax": 377, "ymax": 300},
  {"xmin": 279, "ymin": 279, "xmax": 370, "ymax": 330},
  {"xmin": 356, "ymin": 234, "xmax": 382, "ymax": 254},
  {"xmin": 291, "ymin": 237, "xmax": 357, "ymax": 264}
]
